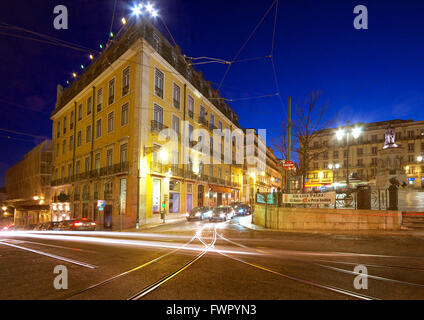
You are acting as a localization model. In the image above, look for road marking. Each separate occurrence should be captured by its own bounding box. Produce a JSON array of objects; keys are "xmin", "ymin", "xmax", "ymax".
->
[{"xmin": 0, "ymin": 241, "xmax": 97, "ymax": 269}]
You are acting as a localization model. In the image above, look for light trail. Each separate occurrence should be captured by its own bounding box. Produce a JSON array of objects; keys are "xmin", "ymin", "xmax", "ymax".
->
[
  {"xmin": 0, "ymin": 232, "xmax": 255, "ymax": 256},
  {"xmin": 0, "ymin": 240, "xmax": 97, "ymax": 269}
]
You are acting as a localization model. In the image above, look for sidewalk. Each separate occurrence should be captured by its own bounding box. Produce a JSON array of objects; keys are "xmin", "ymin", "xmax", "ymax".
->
[
  {"xmin": 123, "ymin": 213, "xmax": 187, "ymax": 232},
  {"xmin": 237, "ymin": 215, "xmax": 424, "ymax": 237}
]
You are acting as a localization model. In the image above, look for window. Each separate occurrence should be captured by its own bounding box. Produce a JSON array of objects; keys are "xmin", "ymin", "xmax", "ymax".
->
[
  {"xmin": 372, "ymin": 158, "xmax": 377, "ymax": 166},
  {"xmin": 120, "ymin": 143, "xmax": 128, "ymax": 163},
  {"xmin": 372, "ymin": 147, "xmax": 378, "ymax": 155},
  {"xmin": 153, "ymin": 33, "xmax": 161, "ymax": 51},
  {"xmin": 96, "ymin": 119, "xmax": 102, "ymax": 138},
  {"xmin": 200, "ymin": 105, "xmax": 205, "ymax": 122},
  {"xmin": 85, "ymin": 157, "xmax": 90, "ymax": 172},
  {"xmin": 63, "ymin": 117, "xmax": 67, "ymax": 134},
  {"xmin": 121, "ymin": 103, "xmax": 129, "ymax": 126},
  {"xmin": 313, "ymin": 163, "xmax": 318, "ymax": 170},
  {"xmin": 324, "ymin": 172, "xmax": 328, "ymax": 179},
  {"xmin": 323, "ymin": 140, "xmax": 328, "ymax": 147},
  {"xmin": 323, "ymin": 152, "xmax": 328, "ymax": 160},
  {"xmin": 154, "ymin": 68, "xmax": 164, "ymax": 98},
  {"xmin": 173, "ymin": 83, "xmax": 180, "ymax": 109},
  {"xmin": 77, "ymin": 131, "xmax": 82, "ymax": 147},
  {"xmin": 218, "ymin": 121, "xmax": 222, "ymax": 131},
  {"xmin": 398, "ymin": 132, "xmax": 402, "ymax": 140},
  {"xmin": 209, "ymin": 114, "xmax": 214, "ymax": 130},
  {"xmin": 188, "ymin": 124, "xmax": 194, "ymax": 142},
  {"xmin": 323, "ymin": 162, "xmax": 328, "ymax": 170},
  {"xmin": 62, "ymin": 140, "xmax": 66, "ymax": 154},
  {"xmin": 70, "ymin": 111, "xmax": 74, "ymax": 130},
  {"xmin": 95, "ymin": 153, "xmax": 101, "ymax": 170},
  {"xmin": 68, "ymin": 163, "xmax": 72, "ymax": 177},
  {"xmin": 344, "ymin": 150, "xmax": 348, "ymax": 158},
  {"xmin": 333, "ymin": 151, "xmax": 339, "ymax": 159},
  {"xmin": 357, "ymin": 159, "xmax": 363, "ymax": 166},
  {"xmin": 108, "ymin": 79, "xmax": 115, "ymax": 105},
  {"xmin": 108, "ymin": 112, "xmax": 114, "ymax": 132},
  {"xmin": 61, "ymin": 166, "xmax": 65, "ymax": 179},
  {"xmin": 122, "ymin": 67, "xmax": 130, "ymax": 96},
  {"xmin": 408, "ymin": 155, "xmax": 415, "ymax": 163},
  {"xmin": 87, "ymin": 97, "xmax": 92, "ymax": 115},
  {"xmin": 313, "ymin": 141, "xmax": 319, "ymax": 148},
  {"xmin": 172, "ymin": 115, "xmax": 180, "ymax": 137},
  {"xmin": 154, "ymin": 104, "xmax": 163, "ymax": 124},
  {"xmin": 57, "ymin": 122, "xmax": 61, "ymax": 138},
  {"xmin": 371, "ymin": 134, "xmax": 377, "ymax": 143},
  {"xmin": 188, "ymin": 95, "xmax": 194, "ymax": 119},
  {"xmin": 106, "ymin": 149, "xmax": 113, "ymax": 167},
  {"xmin": 357, "ymin": 148, "xmax": 363, "ymax": 157},
  {"xmin": 76, "ymin": 160, "xmax": 81, "ymax": 175},
  {"xmin": 69, "ymin": 136, "xmax": 73, "ymax": 150},
  {"xmin": 97, "ymin": 88, "xmax": 103, "ymax": 112},
  {"xmin": 408, "ymin": 143, "xmax": 415, "ymax": 153},
  {"xmin": 86, "ymin": 125, "xmax": 91, "ymax": 143},
  {"xmin": 78, "ymin": 104, "xmax": 83, "ymax": 121},
  {"xmin": 408, "ymin": 131, "xmax": 414, "ymax": 139}
]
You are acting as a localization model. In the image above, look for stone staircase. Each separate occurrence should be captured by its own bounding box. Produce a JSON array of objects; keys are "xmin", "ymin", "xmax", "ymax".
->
[{"xmin": 402, "ymin": 213, "xmax": 424, "ymax": 230}]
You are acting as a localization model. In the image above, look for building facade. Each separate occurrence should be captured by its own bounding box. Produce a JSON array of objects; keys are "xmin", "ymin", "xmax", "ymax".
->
[
  {"xmin": 50, "ymin": 19, "xmax": 244, "ymax": 230},
  {"xmin": 304, "ymin": 119, "xmax": 424, "ymax": 190},
  {"xmin": 5, "ymin": 140, "xmax": 52, "ymax": 226}
]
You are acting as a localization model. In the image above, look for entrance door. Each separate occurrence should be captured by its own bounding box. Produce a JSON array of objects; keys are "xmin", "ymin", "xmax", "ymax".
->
[
  {"xmin": 169, "ymin": 193, "xmax": 180, "ymax": 213},
  {"xmin": 152, "ymin": 179, "xmax": 161, "ymax": 214},
  {"xmin": 186, "ymin": 194, "xmax": 192, "ymax": 212},
  {"xmin": 198, "ymin": 185, "xmax": 204, "ymax": 207},
  {"xmin": 104, "ymin": 205, "xmax": 112, "ymax": 229},
  {"xmin": 217, "ymin": 193, "xmax": 223, "ymax": 206}
]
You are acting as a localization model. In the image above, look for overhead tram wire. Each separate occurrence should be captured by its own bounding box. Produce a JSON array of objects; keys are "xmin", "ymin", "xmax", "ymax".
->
[
  {"xmin": 270, "ymin": 0, "xmax": 286, "ymax": 109},
  {"xmin": 217, "ymin": 0, "xmax": 278, "ymax": 91},
  {"xmin": 0, "ymin": 17, "xmax": 281, "ymax": 106}
]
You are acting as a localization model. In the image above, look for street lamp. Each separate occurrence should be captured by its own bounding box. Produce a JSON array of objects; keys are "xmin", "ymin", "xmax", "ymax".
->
[
  {"xmin": 336, "ymin": 123, "xmax": 362, "ymax": 189},
  {"xmin": 417, "ymin": 156, "xmax": 423, "ymax": 163}
]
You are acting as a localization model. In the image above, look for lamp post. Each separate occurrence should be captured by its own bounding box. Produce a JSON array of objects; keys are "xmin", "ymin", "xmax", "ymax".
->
[
  {"xmin": 336, "ymin": 123, "xmax": 362, "ymax": 190},
  {"xmin": 328, "ymin": 163, "xmax": 341, "ymax": 189}
]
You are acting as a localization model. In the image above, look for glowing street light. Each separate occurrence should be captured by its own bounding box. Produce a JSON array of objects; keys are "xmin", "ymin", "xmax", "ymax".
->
[
  {"xmin": 352, "ymin": 127, "xmax": 362, "ymax": 139},
  {"xmin": 159, "ymin": 149, "xmax": 169, "ymax": 162},
  {"xmin": 121, "ymin": 17, "xmax": 127, "ymax": 25},
  {"xmin": 2, "ymin": 206, "xmax": 6, "ymax": 211},
  {"xmin": 418, "ymin": 156, "xmax": 423, "ymax": 163},
  {"xmin": 336, "ymin": 129, "xmax": 345, "ymax": 141},
  {"xmin": 151, "ymin": 9, "xmax": 159, "ymax": 18},
  {"xmin": 132, "ymin": 3, "xmax": 143, "ymax": 17},
  {"xmin": 146, "ymin": 3, "xmax": 154, "ymax": 13}
]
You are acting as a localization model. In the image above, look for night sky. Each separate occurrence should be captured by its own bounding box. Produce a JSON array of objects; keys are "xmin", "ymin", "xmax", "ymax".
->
[{"xmin": 1, "ymin": 0, "xmax": 424, "ymax": 186}]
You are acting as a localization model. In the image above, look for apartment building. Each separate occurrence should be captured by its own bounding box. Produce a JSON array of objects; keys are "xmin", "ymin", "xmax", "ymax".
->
[
  {"xmin": 5, "ymin": 140, "xmax": 52, "ymax": 225},
  {"xmin": 304, "ymin": 119, "xmax": 424, "ymax": 190},
  {"xmin": 50, "ymin": 18, "xmax": 244, "ymax": 229}
]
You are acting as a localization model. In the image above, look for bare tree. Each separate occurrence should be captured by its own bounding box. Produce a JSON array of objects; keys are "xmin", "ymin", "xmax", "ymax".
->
[
  {"xmin": 294, "ymin": 91, "xmax": 334, "ymax": 191},
  {"xmin": 271, "ymin": 119, "xmax": 289, "ymax": 161}
]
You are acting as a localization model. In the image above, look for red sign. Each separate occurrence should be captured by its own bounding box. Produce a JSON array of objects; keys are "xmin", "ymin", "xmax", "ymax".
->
[{"xmin": 283, "ymin": 160, "xmax": 295, "ymax": 170}]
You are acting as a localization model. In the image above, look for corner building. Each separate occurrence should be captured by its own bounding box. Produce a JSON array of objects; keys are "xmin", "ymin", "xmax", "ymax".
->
[{"xmin": 51, "ymin": 19, "xmax": 243, "ymax": 229}]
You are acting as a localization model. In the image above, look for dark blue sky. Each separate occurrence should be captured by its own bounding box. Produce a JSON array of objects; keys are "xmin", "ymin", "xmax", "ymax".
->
[{"xmin": 1, "ymin": 0, "xmax": 423, "ymax": 185}]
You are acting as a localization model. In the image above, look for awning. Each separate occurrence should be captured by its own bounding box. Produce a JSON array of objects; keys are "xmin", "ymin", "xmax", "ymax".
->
[{"xmin": 209, "ymin": 185, "xmax": 232, "ymax": 193}]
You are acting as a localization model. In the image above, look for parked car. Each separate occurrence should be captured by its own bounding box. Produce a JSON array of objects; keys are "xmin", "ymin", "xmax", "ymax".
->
[
  {"xmin": 35, "ymin": 222, "xmax": 60, "ymax": 231},
  {"xmin": 209, "ymin": 206, "xmax": 235, "ymax": 222},
  {"xmin": 234, "ymin": 204, "xmax": 253, "ymax": 216},
  {"xmin": 55, "ymin": 218, "xmax": 97, "ymax": 231},
  {"xmin": 17, "ymin": 224, "xmax": 37, "ymax": 231},
  {"xmin": 186, "ymin": 207, "xmax": 213, "ymax": 221}
]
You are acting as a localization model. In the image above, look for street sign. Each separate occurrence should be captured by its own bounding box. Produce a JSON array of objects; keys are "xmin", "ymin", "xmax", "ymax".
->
[
  {"xmin": 256, "ymin": 193, "xmax": 274, "ymax": 205},
  {"xmin": 283, "ymin": 160, "xmax": 295, "ymax": 170},
  {"xmin": 97, "ymin": 200, "xmax": 105, "ymax": 209}
]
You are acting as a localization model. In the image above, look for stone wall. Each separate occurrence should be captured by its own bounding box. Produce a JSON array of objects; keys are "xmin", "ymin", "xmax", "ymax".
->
[{"xmin": 253, "ymin": 205, "xmax": 402, "ymax": 231}]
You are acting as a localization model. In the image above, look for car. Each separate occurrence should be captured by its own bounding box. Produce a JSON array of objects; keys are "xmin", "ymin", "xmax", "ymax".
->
[
  {"xmin": 16, "ymin": 224, "xmax": 37, "ymax": 231},
  {"xmin": 209, "ymin": 206, "xmax": 235, "ymax": 222},
  {"xmin": 55, "ymin": 218, "xmax": 97, "ymax": 231},
  {"xmin": 186, "ymin": 207, "xmax": 213, "ymax": 221},
  {"xmin": 234, "ymin": 204, "xmax": 253, "ymax": 216},
  {"xmin": 35, "ymin": 222, "xmax": 60, "ymax": 231}
]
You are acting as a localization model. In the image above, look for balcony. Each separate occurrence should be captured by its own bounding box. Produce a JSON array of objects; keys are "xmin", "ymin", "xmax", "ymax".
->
[
  {"xmin": 151, "ymin": 120, "xmax": 168, "ymax": 133},
  {"xmin": 96, "ymin": 104, "xmax": 102, "ymax": 112},
  {"xmin": 108, "ymin": 95, "xmax": 114, "ymax": 105},
  {"xmin": 122, "ymin": 86, "xmax": 129, "ymax": 96},
  {"xmin": 114, "ymin": 162, "xmax": 129, "ymax": 174},
  {"xmin": 90, "ymin": 169, "xmax": 101, "ymax": 179},
  {"xmin": 150, "ymin": 161, "xmax": 170, "ymax": 174}
]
